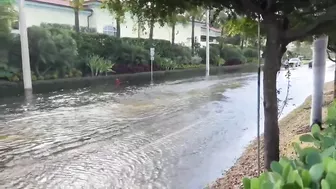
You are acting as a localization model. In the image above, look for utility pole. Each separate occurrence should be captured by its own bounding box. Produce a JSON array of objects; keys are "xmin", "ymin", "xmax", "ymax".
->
[
  {"xmin": 205, "ymin": 8, "xmax": 210, "ymax": 76},
  {"xmin": 311, "ymin": 35, "xmax": 328, "ymax": 128},
  {"xmin": 19, "ymin": 0, "xmax": 32, "ymax": 91}
]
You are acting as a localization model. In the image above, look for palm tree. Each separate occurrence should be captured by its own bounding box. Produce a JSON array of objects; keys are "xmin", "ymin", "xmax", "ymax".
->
[
  {"xmin": 166, "ymin": 13, "xmax": 188, "ymax": 45},
  {"xmin": 186, "ymin": 7, "xmax": 205, "ymax": 55},
  {"xmin": 102, "ymin": 0, "xmax": 127, "ymax": 38},
  {"xmin": 69, "ymin": 0, "xmax": 84, "ymax": 33},
  {"xmin": 0, "ymin": 3, "xmax": 16, "ymax": 63}
]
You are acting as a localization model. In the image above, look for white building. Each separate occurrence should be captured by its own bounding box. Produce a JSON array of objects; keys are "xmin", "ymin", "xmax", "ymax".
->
[{"xmin": 14, "ymin": 0, "xmax": 221, "ymax": 47}]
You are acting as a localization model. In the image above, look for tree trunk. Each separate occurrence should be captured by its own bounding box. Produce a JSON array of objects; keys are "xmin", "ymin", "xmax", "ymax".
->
[
  {"xmin": 191, "ymin": 16, "xmax": 195, "ymax": 56},
  {"xmin": 116, "ymin": 18, "xmax": 121, "ymax": 38},
  {"xmin": 171, "ymin": 23, "xmax": 176, "ymax": 45},
  {"xmin": 240, "ymin": 36, "xmax": 244, "ymax": 49},
  {"xmin": 74, "ymin": 8, "xmax": 80, "ymax": 33},
  {"xmin": 263, "ymin": 22, "xmax": 281, "ymax": 170},
  {"xmin": 311, "ymin": 35, "xmax": 328, "ymax": 127},
  {"xmin": 334, "ymin": 65, "xmax": 336, "ymax": 99},
  {"xmin": 149, "ymin": 18, "xmax": 154, "ymax": 40},
  {"xmin": 137, "ymin": 17, "xmax": 141, "ymax": 38}
]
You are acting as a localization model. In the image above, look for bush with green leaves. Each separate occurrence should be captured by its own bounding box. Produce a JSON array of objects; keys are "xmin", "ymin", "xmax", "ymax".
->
[
  {"xmin": 243, "ymin": 48, "xmax": 258, "ymax": 59},
  {"xmin": 87, "ymin": 55, "xmax": 115, "ymax": 76},
  {"xmin": 40, "ymin": 23, "xmax": 97, "ymax": 33},
  {"xmin": 8, "ymin": 26, "xmax": 78, "ymax": 79},
  {"xmin": 198, "ymin": 46, "xmax": 221, "ymax": 65},
  {"xmin": 220, "ymin": 45, "xmax": 247, "ymax": 63},
  {"xmin": 243, "ymin": 102, "xmax": 336, "ymax": 189}
]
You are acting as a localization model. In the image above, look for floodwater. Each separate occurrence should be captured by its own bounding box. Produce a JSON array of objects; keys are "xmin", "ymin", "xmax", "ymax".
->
[{"xmin": 0, "ymin": 63, "xmax": 335, "ymax": 189}]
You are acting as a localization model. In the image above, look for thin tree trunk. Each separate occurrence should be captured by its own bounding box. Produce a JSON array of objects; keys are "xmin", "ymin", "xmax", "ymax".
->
[
  {"xmin": 137, "ymin": 17, "xmax": 141, "ymax": 38},
  {"xmin": 116, "ymin": 18, "xmax": 121, "ymax": 38},
  {"xmin": 149, "ymin": 17, "xmax": 154, "ymax": 40},
  {"xmin": 191, "ymin": 16, "xmax": 195, "ymax": 56},
  {"xmin": 171, "ymin": 23, "xmax": 176, "ymax": 45},
  {"xmin": 311, "ymin": 35, "xmax": 328, "ymax": 127},
  {"xmin": 263, "ymin": 23, "xmax": 281, "ymax": 170},
  {"xmin": 240, "ymin": 36, "xmax": 244, "ymax": 49},
  {"xmin": 74, "ymin": 8, "xmax": 80, "ymax": 32},
  {"xmin": 334, "ymin": 65, "xmax": 336, "ymax": 99}
]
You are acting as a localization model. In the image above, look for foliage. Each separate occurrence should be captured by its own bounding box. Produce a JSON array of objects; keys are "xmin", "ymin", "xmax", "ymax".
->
[
  {"xmin": 87, "ymin": 55, "xmax": 115, "ymax": 76},
  {"xmin": 224, "ymin": 17, "xmax": 259, "ymax": 38},
  {"xmin": 40, "ymin": 23, "xmax": 97, "ymax": 33},
  {"xmin": 198, "ymin": 44, "xmax": 246, "ymax": 65},
  {"xmin": 243, "ymin": 48, "xmax": 258, "ymax": 59},
  {"xmin": 198, "ymin": 46, "xmax": 220, "ymax": 65},
  {"xmin": 8, "ymin": 26, "xmax": 78, "ymax": 78},
  {"xmin": 220, "ymin": 45, "xmax": 246, "ymax": 63},
  {"xmin": 102, "ymin": 0, "xmax": 127, "ymax": 22},
  {"xmin": 191, "ymin": 56, "xmax": 202, "ymax": 64},
  {"xmin": 0, "ymin": 63, "xmax": 19, "ymax": 80},
  {"xmin": 0, "ymin": 3, "xmax": 16, "ymax": 65},
  {"xmin": 243, "ymin": 102, "xmax": 336, "ymax": 188},
  {"xmin": 0, "ymin": 4, "xmax": 16, "ymax": 48}
]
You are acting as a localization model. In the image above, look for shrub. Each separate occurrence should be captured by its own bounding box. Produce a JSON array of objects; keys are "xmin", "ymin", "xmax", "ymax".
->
[
  {"xmin": 87, "ymin": 55, "xmax": 114, "ymax": 76},
  {"xmin": 8, "ymin": 26, "xmax": 78, "ymax": 79},
  {"xmin": 191, "ymin": 56, "xmax": 202, "ymax": 64},
  {"xmin": 198, "ymin": 46, "xmax": 220, "ymax": 65},
  {"xmin": 220, "ymin": 45, "xmax": 246, "ymax": 63},
  {"xmin": 243, "ymin": 48, "xmax": 258, "ymax": 58},
  {"xmin": 243, "ymin": 102, "xmax": 336, "ymax": 189},
  {"xmin": 40, "ymin": 23, "xmax": 97, "ymax": 33}
]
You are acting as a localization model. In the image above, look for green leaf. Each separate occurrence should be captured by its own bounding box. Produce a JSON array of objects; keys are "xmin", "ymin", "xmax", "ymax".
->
[
  {"xmin": 282, "ymin": 163, "xmax": 293, "ymax": 183},
  {"xmin": 321, "ymin": 146, "xmax": 336, "ymax": 158},
  {"xmin": 300, "ymin": 134, "xmax": 316, "ymax": 143},
  {"xmin": 321, "ymin": 179, "xmax": 330, "ymax": 189},
  {"xmin": 301, "ymin": 170, "xmax": 312, "ymax": 187},
  {"xmin": 282, "ymin": 182, "xmax": 303, "ymax": 189},
  {"xmin": 325, "ymin": 159, "xmax": 336, "ymax": 174},
  {"xmin": 250, "ymin": 178, "xmax": 260, "ymax": 189},
  {"xmin": 312, "ymin": 124, "xmax": 322, "ymax": 139},
  {"xmin": 309, "ymin": 163, "xmax": 325, "ymax": 182},
  {"xmin": 261, "ymin": 181, "xmax": 274, "ymax": 189},
  {"xmin": 306, "ymin": 152, "xmax": 322, "ymax": 168},
  {"xmin": 271, "ymin": 161, "xmax": 283, "ymax": 175},
  {"xmin": 242, "ymin": 178, "xmax": 251, "ymax": 189},
  {"xmin": 325, "ymin": 172, "xmax": 336, "ymax": 188},
  {"xmin": 322, "ymin": 137, "xmax": 335, "ymax": 149},
  {"xmin": 266, "ymin": 172, "xmax": 282, "ymax": 184}
]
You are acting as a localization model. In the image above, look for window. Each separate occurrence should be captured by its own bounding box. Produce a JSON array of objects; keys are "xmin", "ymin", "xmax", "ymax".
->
[
  {"xmin": 103, "ymin": 25, "xmax": 117, "ymax": 36},
  {"xmin": 200, "ymin": 35, "xmax": 215, "ymax": 42}
]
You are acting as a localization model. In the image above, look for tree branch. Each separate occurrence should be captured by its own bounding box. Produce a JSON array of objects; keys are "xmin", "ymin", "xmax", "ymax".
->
[
  {"xmin": 284, "ymin": 4, "xmax": 336, "ymax": 41},
  {"xmin": 239, "ymin": 0, "xmax": 263, "ymax": 15},
  {"xmin": 327, "ymin": 49, "xmax": 336, "ymax": 62}
]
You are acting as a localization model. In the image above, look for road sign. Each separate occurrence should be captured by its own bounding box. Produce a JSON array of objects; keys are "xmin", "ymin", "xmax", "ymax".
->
[{"xmin": 150, "ymin": 48, "xmax": 155, "ymax": 60}]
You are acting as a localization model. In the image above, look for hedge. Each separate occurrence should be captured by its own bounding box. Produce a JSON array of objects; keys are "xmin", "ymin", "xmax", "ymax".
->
[{"xmin": 243, "ymin": 102, "xmax": 336, "ymax": 189}]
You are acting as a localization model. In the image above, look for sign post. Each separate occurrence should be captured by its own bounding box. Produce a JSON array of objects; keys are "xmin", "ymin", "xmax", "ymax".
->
[{"xmin": 150, "ymin": 48, "xmax": 155, "ymax": 84}]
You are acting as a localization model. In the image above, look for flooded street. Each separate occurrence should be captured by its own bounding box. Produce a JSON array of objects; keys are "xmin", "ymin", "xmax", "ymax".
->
[{"xmin": 0, "ymin": 64, "xmax": 335, "ymax": 189}]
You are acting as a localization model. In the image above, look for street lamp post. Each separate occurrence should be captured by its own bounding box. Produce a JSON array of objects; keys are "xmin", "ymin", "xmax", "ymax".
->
[
  {"xmin": 205, "ymin": 9, "xmax": 210, "ymax": 76},
  {"xmin": 19, "ymin": 0, "xmax": 32, "ymax": 91}
]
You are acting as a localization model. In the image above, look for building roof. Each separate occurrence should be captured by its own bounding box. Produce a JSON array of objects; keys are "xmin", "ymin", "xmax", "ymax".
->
[
  {"xmin": 28, "ymin": 0, "xmax": 71, "ymax": 7},
  {"xmin": 26, "ymin": 0, "xmax": 222, "ymax": 32},
  {"xmin": 26, "ymin": 0, "xmax": 100, "ymax": 8}
]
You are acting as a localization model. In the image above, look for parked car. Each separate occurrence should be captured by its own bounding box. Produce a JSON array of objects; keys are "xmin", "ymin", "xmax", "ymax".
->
[{"xmin": 288, "ymin": 58, "xmax": 302, "ymax": 67}]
